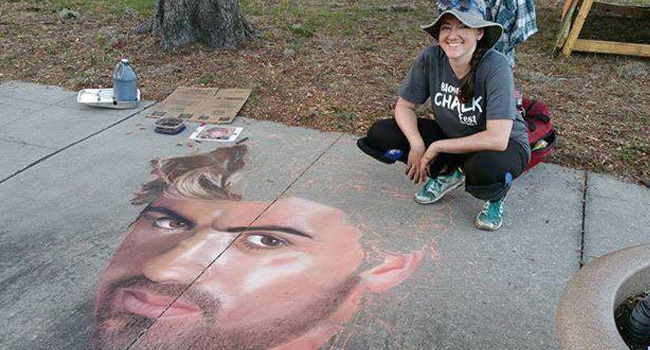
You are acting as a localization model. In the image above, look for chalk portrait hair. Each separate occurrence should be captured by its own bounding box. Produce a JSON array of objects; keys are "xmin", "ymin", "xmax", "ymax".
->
[{"xmin": 131, "ymin": 145, "xmax": 248, "ymax": 205}]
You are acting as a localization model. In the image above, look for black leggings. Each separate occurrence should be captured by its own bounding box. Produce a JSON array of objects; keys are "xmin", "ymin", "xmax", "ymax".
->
[{"xmin": 362, "ymin": 118, "xmax": 530, "ymax": 201}]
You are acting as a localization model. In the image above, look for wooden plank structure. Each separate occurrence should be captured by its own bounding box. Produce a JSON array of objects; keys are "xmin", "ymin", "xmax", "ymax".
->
[{"xmin": 555, "ymin": 0, "xmax": 650, "ymax": 58}]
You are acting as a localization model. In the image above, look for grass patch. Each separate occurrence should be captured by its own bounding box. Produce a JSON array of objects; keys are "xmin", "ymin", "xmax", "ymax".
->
[
  {"xmin": 19, "ymin": 0, "xmax": 155, "ymax": 16},
  {"xmin": 330, "ymin": 106, "xmax": 358, "ymax": 130},
  {"xmin": 121, "ymin": 0, "xmax": 153, "ymax": 15},
  {"xmin": 43, "ymin": 45, "xmax": 56, "ymax": 54},
  {"xmin": 240, "ymin": 0, "xmax": 265, "ymax": 17},
  {"xmin": 287, "ymin": 40, "xmax": 304, "ymax": 54},
  {"xmin": 251, "ymin": 0, "xmax": 385, "ymax": 37},
  {"xmin": 1, "ymin": 53, "xmax": 18, "ymax": 65},
  {"xmin": 197, "ymin": 74, "xmax": 215, "ymax": 85},
  {"xmin": 288, "ymin": 23, "xmax": 314, "ymax": 37}
]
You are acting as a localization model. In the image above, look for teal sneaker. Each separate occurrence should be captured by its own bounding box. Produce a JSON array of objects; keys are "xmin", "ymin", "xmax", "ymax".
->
[
  {"xmin": 414, "ymin": 168, "xmax": 465, "ymax": 204},
  {"xmin": 475, "ymin": 196, "xmax": 506, "ymax": 231}
]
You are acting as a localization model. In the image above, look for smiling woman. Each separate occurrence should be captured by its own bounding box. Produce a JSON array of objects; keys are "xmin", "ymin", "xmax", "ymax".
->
[{"xmin": 357, "ymin": 0, "xmax": 531, "ymax": 232}]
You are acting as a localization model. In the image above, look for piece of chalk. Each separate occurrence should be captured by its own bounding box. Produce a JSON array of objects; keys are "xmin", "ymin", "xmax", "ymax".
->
[{"xmin": 236, "ymin": 136, "xmax": 249, "ymax": 145}]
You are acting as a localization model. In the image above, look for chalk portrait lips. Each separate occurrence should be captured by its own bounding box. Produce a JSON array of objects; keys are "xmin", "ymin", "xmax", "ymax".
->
[
  {"xmin": 98, "ymin": 276, "xmax": 220, "ymax": 322},
  {"xmin": 119, "ymin": 288, "xmax": 200, "ymax": 318}
]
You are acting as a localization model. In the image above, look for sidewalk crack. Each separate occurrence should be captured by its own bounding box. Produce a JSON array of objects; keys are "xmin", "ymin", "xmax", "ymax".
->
[
  {"xmin": 0, "ymin": 104, "xmax": 154, "ymax": 186},
  {"xmin": 579, "ymin": 171, "xmax": 588, "ymax": 268},
  {"xmin": 0, "ymin": 137, "xmax": 54, "ymax": 149},
  {"xmin": 254, "ymin": 132, "xmax": 344, "ymax": 213}
]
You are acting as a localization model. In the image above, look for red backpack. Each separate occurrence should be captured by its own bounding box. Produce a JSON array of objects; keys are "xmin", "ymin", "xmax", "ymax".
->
[{"xmin": 519, "ymin": 97, "xmax": 556, "ymax": 171}]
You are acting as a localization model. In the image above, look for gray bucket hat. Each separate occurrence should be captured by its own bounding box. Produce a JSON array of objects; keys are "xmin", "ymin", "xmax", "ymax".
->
[{"xmin": 421, "ymin": 0, "xmax": 503, "ymax": 50}]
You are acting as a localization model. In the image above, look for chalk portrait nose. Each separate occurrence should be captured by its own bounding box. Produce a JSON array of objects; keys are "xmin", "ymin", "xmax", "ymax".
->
[{"xmin": 142, "ymin": 228, "xmax": 234, "ymax": 284}]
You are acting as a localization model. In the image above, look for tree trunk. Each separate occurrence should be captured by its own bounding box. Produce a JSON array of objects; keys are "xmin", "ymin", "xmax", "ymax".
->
[{"xmin": 150, "ymin": 0, "xmax": 254, "ymax": 51}]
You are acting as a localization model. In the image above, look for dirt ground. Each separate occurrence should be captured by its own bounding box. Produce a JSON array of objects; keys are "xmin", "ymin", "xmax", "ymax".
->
[{"xmin": 0, "ymin": 0, "xmax": 648, "ymax": 184}]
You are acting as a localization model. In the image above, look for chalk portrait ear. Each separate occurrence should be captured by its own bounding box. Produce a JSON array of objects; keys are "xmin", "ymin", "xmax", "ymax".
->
[{"xmin": 360, "ymin": 251, "xmax": 423, "ymax": 293}]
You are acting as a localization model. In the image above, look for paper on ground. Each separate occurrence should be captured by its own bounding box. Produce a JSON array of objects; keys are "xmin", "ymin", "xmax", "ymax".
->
[{"xmin": 190, "ymin": 125, "xmax": 243, "ymax": 142}]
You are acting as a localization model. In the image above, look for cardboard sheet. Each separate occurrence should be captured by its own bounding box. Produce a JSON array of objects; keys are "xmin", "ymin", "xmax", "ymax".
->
[{"xmin": 146, "ymin": 87, "xmax": 251, "ymax": 124}]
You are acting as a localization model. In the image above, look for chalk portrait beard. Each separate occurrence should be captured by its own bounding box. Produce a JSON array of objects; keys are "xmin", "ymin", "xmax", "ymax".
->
[{"xmin": 93, "ymin": 275, "xmax": 360, "ymax": 350}]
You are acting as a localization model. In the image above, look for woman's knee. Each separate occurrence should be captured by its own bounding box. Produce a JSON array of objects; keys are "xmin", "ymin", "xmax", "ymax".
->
[
  {"xmin": 463, "ymin": 157, "xmax": 514, "ymax": 200},
  {"xmin": 366, "ymin": 118, "xmax": 404, "ymax": 148},
  {"xmin": 463, "ymin": 153, "xmax": 514, "ymax": 186},
  {"xmin": 464, "ymin": 165, "xmax": 506, "ymax": 186}
]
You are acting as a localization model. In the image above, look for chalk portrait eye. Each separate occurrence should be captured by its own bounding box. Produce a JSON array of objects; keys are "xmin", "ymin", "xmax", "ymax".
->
[
  {"xmin": 153, "ymin": 217, "xmax": 190, "ymax": 230},
  {"xmin": 244, "ymin": 234, "xmax": 287, "ymax": 249}
]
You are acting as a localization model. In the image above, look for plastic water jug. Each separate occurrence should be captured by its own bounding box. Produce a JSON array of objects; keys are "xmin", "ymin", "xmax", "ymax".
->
[{"xmin": 112, "ymin": 59, "xmax": 138, "ymax": 102}]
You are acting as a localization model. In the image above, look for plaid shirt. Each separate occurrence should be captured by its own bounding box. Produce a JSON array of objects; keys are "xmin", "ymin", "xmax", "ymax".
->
[{"xmin": 486, "ymin": 0, "xmax": 538, "ymax": 66}]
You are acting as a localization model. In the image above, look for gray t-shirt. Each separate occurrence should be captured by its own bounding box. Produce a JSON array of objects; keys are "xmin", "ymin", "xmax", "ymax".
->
[{"xmin": 398, "ymin": 45, "xmax": 530, "ymax": 157}]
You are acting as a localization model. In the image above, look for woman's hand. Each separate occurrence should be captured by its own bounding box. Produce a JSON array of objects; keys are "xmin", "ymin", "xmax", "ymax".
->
[
  {"xmin": 394, "ymin": 97, "xmax": 428, "ymax": 182},
  {"xmin": 417, "ymin": 143, "xmax": 440, "ymax": 183},
  {"xmin": 406, "ymin": 143, "xmax": 425, "ymax": 183}
]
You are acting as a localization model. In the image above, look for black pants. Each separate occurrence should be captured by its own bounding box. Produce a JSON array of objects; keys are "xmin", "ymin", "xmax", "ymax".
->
[{"xmin": 360, "ymin": 118, "xmax": 530, "ymax": 201}]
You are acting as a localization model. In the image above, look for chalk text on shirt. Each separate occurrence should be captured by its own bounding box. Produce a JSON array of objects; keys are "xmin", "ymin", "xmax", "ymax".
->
[{"xmin": 434, "ymin": 82, "xmax": 483, "ymax": 126}]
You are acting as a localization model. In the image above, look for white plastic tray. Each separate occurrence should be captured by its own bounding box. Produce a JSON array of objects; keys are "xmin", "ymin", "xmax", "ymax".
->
[{"xmin": 77, "ymin": 88, "xmax": 140, "ymax": 109}]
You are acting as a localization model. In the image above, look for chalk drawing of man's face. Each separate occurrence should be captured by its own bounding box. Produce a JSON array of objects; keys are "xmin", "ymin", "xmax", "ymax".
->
[{"xmin": 93, "ymin": 148, "xmax": 423, "ymax": 350}]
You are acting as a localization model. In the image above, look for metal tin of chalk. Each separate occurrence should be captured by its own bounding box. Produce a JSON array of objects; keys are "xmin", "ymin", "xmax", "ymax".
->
[{"xmin": 154, "ymin": 117, "xmax": 186, "ymax": 135}]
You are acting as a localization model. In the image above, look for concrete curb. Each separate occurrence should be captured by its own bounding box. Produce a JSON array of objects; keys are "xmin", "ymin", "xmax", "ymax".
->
[{"xmin": 556, "ymin": 244, "xmax": 650, "ymax": 349}]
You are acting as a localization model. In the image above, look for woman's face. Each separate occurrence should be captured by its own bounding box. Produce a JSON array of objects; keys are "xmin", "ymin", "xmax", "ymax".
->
[{"xmin": 438, "ymin": 15, "xmax": 484, "ymax": 62}]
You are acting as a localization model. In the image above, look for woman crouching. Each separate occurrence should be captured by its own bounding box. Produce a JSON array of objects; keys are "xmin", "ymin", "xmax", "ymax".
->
[{"xmin": 358, "ymin": 1, "xmax": 530, "ymax": 231}]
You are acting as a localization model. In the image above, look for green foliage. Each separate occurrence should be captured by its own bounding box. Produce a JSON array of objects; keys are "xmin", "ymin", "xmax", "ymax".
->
[
  {"xmin": 197, "ymin": 74, "xmax": 215, "ymax": 85},
  {"xmin": 288, "ymin": 23, "xmax": 313, "ymax": 38},
  {"xmin": 43, "ymin": 45, "xmax": 56, "ymax": 54},
  {"xmin": 331, "ymin": 106, "xmax": 357, "ymax": 131},
  {"xmin": 287, "ymin": 40, "xmax": 303, "ymax": 54},
  {"xmin": 239, "ymin": 0, "xmax": 264, "ymax": 17},
  {"xmin": 88, "ymin": 53, "xmax": 99, "ymax": 66},
  {"xmin": 1, "ymin": 53, "xmax": 17, "ymax": 65},
  {"xmin": 122, "ymin": 0, "xmax": 153, "ymax": 15},
  {"xmin": 95, "ymin": 35, "xmax": 106, "ymax": 47},
  {"xmin": 357, "ymin": 42, "xmax": 375, "ymax": 52}
]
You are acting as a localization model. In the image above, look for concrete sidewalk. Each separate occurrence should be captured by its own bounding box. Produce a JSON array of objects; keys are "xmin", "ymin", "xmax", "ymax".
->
[{"xmin": 0, "ymin": 81, "xmax": 648, "ymax": 350}]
